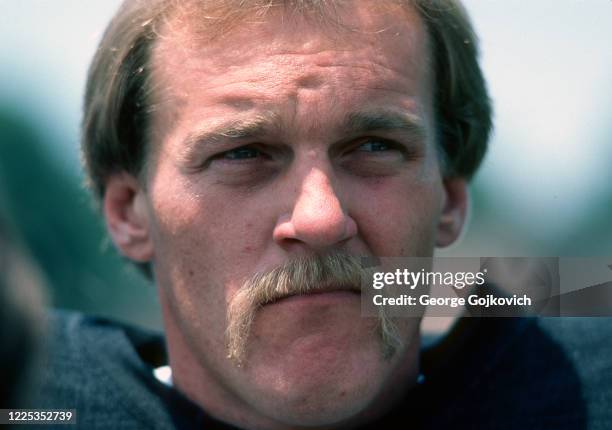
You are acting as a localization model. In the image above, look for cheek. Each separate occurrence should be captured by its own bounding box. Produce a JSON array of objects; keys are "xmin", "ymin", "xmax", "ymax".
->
[
  {"xmin": 351, "ymin": 176, "xmax": 443, "ymax": 256},
  {"xmin": 147, "ymin": 164, "xmax": 272, "ymax": 292},
  {"xmin": 146, "ymin": 171, "xmax": 254, "ymax": 347}
]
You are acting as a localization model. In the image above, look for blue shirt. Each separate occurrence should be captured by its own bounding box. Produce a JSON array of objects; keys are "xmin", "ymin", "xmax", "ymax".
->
[{"xmin": 31, "ymin": 311, "xmax": 612, "ymax": 429}]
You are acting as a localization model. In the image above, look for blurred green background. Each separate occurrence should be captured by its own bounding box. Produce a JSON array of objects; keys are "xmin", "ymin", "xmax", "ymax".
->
[{"xmin": 1, "ymin": 1, "xmax": 610, "ymax": 330}]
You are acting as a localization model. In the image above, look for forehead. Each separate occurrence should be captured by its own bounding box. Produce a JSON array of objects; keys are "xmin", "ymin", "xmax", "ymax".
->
[
  {"xmin": 155, "ymin": 0, "xmax": 427, "ymax": 56},
  {"xmin": 149, "ymin": 0, "xmax": 431, "ymax": 138}
]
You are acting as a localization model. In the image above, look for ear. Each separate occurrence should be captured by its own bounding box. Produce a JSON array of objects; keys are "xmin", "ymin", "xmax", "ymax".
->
[
  {"xmin": 436, "ymin": 177, "xmax": 469, "ymax": 248},
  {"xmin": 103, "ymin": 173, "xmax": 153, "ymax": 262}
]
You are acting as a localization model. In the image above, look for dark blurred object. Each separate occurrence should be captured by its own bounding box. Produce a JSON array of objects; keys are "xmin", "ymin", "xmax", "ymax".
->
[
  {"xmin": 0, "ymin": 106, "xmax": 160, "ymax": 328},
  {"xmin": 0, "ymin": 180, "xmax": 47, "ymax": 407}
]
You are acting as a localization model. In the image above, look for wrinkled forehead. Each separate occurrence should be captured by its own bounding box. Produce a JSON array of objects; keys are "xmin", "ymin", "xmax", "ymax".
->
[
  {"xmin": 156, "ymin": 0, "xmax": 427, "ymax": 44},
  {"xmin": 150, "ymin": 0, "xmax": 431, "ymax": 88},
  {"xmin": 144, "ymin": 0, "xmax": 435, "ymax": 154}
]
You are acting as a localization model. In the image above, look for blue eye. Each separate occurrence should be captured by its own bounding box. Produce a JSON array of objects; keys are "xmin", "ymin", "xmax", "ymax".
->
[
  {"xmin": 358, "ymin": 140, "xmax": 391, "ymax": 152},
  {"xmin": 223, "ymin": 147, "xmax": 260, "ymax": 160}
]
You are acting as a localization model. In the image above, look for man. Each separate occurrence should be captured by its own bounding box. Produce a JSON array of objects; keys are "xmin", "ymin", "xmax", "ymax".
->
[{"xmin": 32, "ymin": 0, "xmax": 611, "ymax": 429}]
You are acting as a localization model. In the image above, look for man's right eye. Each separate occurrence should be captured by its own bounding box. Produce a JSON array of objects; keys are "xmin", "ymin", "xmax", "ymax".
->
[
  {"xmin": 220, "ymin": 146, "xmax": 261, "ymax": 160},
  {"xmin": 203, "ymin": 144, "xmax": 281, "ymax": 187}
]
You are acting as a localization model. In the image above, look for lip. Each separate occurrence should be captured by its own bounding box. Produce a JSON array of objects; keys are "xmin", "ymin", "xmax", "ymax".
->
[{"xmin": 268, "ymin": 290, "xmax": 361, "ymax": 307}]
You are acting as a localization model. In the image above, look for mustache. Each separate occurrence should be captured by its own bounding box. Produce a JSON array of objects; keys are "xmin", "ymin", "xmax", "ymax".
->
[
  {"xmin": 242, "ymin": 253, "xmax": 364, "ymax": 304},
  {"xmin": 225, "ymin": 253, "xmax": 366, "ymax": 363},
  {"xmin": 225, "ymin": 253, "xmax": 403, "ymax": 365}
]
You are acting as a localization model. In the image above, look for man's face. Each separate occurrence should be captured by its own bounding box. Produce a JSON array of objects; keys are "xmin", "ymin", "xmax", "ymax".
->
[{"xmin": 115, "ymin": 1, "xmax": 458, "ymax": 427}]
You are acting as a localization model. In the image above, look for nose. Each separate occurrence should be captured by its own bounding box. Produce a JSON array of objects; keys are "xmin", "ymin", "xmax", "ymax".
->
[{"xmin": 273, "ymin": 167, "xmax": 358, "ymax": 251}]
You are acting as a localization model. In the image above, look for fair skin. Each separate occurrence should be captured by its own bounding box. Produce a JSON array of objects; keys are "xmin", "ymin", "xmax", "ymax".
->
[{"xmin": 104, "ymin": 1, "xmax": 467, "ymax": 429}]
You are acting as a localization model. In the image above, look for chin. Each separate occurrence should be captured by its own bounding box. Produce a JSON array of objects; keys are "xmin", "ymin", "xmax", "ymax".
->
[
  {"xmin": 226, "ymin": 298, "xmax": 420, "ymax": 426},
  {"xmin": 239, "ymin": 323, "xmax": 401, "ymax": 427},
  {"xmin": 247, "ymin": 363, "xmax": 386, "ymax": 428},
  {"xmin": 268, "ymin": 394, "xmax": 375, "ymax": 428}
]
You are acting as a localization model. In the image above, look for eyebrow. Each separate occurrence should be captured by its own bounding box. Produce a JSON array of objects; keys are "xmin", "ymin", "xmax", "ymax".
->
[
  {"xmin": 182, "ymin": 111, "xmax": 281, "ymax": 152},
  {"xmin": 343, "ymin": 110, "xmax": 427, "ymax": 141},
  {"xmin": 181, "ymin": 109, "xmax": 427, "ymax": 155}
]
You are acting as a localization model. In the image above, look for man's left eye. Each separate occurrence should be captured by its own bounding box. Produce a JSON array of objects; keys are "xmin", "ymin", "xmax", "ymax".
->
[{"xmin": 357, "ymin": 140, "xmax": 391, "ymax": 152}]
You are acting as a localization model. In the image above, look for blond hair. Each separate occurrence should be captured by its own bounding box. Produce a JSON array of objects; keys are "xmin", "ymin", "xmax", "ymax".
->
[{"xmin": 82, "ymin": 0, "xmax": 492, "ymax": 198}]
